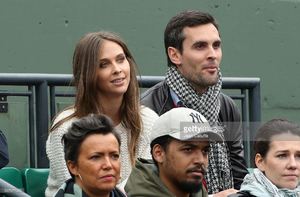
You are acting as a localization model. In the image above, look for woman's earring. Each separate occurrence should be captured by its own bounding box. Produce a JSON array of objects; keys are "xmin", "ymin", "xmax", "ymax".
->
[{"xmin": 78, "ymin": 174, "xmax": 83, "ymax": 181}]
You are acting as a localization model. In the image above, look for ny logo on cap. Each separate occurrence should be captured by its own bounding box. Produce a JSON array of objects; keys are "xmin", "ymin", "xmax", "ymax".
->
[{"xmin": 189, "ymin": 112, "xmax": 205, "ymax": 123}]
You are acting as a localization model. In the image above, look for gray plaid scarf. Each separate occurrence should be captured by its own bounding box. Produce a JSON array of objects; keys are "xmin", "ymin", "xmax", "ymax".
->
[
  {"xmin": 242, "ymin": 168, "xmax": 300, "ymax": 197},
  {"xmin": 166, "ymin": 66, "xmax": 233, "ymax": 194}
]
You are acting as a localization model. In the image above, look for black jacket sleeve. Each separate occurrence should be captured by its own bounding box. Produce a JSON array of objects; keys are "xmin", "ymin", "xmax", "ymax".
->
[
  {"xmin": 219, "ymin": 93, "xmax": 248, "ymax": 189},
  {"xmin": 228, "ymin": 191, "xmax": 256, "ymax": 197},
  {"xmin": 0, "ymin": 130, "xmax": 9, "ymax": 168}
]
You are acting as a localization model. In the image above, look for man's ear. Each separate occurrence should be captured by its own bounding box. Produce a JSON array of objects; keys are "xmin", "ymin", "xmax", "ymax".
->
[
  {"xmin": 152, "ymin": 144, "xmax": 165, "ymax": 164},
  {"xmin": 255, "ymin": 153, "xmax": 265, "ymax": 172},
  {"xmin": 67, "ymin": 160, "xmax": 78, "ymax": 176},
  {"xmin": 167, "ymin": 47, "xmax": 182, "ymax": 67}
]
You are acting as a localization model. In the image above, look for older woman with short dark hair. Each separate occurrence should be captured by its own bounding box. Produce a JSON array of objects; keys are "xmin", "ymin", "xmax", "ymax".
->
[{"xmin": 54, "ymin": 114, "xmax": 126, "ymax": 197}]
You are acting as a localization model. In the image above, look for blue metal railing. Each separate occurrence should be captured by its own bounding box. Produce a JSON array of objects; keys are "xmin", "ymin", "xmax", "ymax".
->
[{"xmin": 0, "ymin": 73, "xmax": 261, "ymax": 167}]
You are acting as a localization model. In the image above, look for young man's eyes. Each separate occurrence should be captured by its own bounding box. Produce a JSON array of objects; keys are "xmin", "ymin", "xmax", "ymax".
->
[
  {"xmin": 213, "ymin": 41, "xmax": 221, "ymax": 49},
  {"xmin": 181, "ymin": 146, "xmax": 209, "ymax": 156},
  {"xmin": 202, "ymin": 148, "xmax": 209, "ymax": 155},
  {"xmin": 193, "ymin": 41, "xmax": 221, "ymax": 50},
  {"xmin": 183, "ymin": 147, "xmax": 193, "ymax": 153},
  {"xmin": 194, "ymin": 43, "xmax": 207, "ymax": 49}
]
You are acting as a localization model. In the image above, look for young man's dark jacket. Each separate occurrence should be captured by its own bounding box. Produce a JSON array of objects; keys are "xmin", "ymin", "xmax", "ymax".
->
[
  {"xmin": 125, "ymin": 158, "xmax": 207, "ymax": 197},
  {"xmin": 141, "ymin": 80, "xmax": 248, "ymax": 189}
]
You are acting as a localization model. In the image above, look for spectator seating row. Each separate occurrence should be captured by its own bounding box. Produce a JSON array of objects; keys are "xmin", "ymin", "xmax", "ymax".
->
[
  {"xmin": 0, "ymin": 167, "xmax": 49, "ymax": 197},
  {"xmin": 0, "ymin": 166, "xmax": 255, "ymax": 197}
]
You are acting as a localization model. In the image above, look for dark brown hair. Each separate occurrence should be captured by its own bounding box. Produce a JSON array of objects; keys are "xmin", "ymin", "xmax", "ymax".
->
[
  {"xmin": 254, "ymin": 119, "xmax": 300, "ymax": 158},
  {"xmin": 164, "ymin": 10, "xmax": 219, "ymax": 67},
  {"xmin": 150, "ymin": 135, "xmax": 173, "ymax": 167},
  {"xmin": 63, "ymin": 114, "xmax": 121, "ymax": 164},
  {"xmin": 51, "ymin": 31, "xmax": 141, "ymax": 164}
]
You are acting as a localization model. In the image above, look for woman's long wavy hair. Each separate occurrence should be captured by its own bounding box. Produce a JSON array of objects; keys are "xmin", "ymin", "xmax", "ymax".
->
[{"xmin": 50, "ymin": 31, "xmax": 141, "ymax": 164}]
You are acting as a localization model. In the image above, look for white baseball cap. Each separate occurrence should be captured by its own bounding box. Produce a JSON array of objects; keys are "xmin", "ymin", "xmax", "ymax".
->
[{"xmin": 150, "ymin": 107, "xmax": 223, "ymax": 142}]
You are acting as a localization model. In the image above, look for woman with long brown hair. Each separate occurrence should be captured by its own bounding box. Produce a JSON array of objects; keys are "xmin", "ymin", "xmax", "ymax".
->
[{"xmin": 45, "ymin": 31, "xmax": 158, "ymax": 197}]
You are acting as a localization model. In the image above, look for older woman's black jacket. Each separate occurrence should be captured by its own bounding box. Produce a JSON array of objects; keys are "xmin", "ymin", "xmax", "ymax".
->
[
  {"xmin": 228, "ymin": 191, "xmax": 256, "ymax": 197},
  {"xmin": 55, "ymin": 178, "xmax": 126, "ymax": 197},
  {"xmin": 141, "ymin": 80, "xmax": 248, "ymax": 189}
]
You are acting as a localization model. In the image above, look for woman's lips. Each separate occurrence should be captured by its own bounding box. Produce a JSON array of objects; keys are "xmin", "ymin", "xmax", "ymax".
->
[
  {"xmin": 283, "ymin": 174, "xmax": 298, "ymax": 178},
  {"xmin": 111, "ymin": 78, "xmax": 125, "ymax": 85},
  {"xmin": 100, "ymin": 174, "xmax": 115, "ymax": 181}
]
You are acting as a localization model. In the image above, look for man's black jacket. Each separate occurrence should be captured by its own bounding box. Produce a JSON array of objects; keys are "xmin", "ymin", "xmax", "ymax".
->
[{"xmin": 141, "ymin": 80, "xmax": 248, "ymax": 189}]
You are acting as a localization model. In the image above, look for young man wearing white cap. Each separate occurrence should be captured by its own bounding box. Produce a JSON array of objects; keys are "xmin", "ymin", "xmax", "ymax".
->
[{"xmin": 125, "ymin": 107, "xmax": 225, "ymax": 197}]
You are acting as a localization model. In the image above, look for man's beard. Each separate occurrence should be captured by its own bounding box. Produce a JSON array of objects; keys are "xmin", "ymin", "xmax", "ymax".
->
[
  {"xmin": 191, "ymin": 72, "xmax": 219, "ymax": 88},
  {"xmin": 176, "ymin": 179, "xmax": 203, "ymax": 193},
  {"xmin": 185, "ymin": 71, "xmax": 220, "ymax": 94},
  {"xmin": 172, "ymin": 164, "xmax": 206, "ymax": 194}
]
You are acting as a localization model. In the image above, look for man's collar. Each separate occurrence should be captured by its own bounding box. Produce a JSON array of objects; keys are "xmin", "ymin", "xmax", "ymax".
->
[{"xmin": 170, "ymin": 89, "xmax": 185, "ymax": 107}]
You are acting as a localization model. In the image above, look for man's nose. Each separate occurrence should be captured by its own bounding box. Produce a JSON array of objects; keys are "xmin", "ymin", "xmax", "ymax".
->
[
  {"xmin": 207, "ymin": 46, "xmax": 217, "ymax": 60},
  {"xmin": 193, "ymin": 151, "xmax": 207, "ymax": 164}
]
